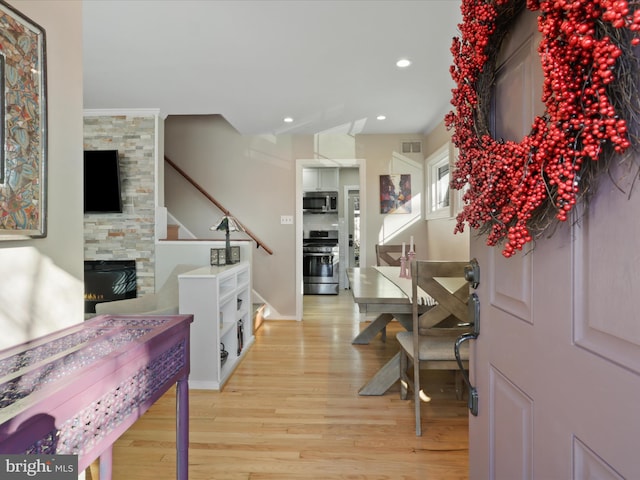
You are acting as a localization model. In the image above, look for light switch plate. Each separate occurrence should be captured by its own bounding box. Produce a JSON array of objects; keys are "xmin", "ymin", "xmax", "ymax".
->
[{"xmin": 280, "ymin": 215, "xmax": 293, "ymax": 225}]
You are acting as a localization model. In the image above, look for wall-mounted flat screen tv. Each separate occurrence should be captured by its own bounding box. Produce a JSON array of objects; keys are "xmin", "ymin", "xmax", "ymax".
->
[{"xmin": 84, "ymin": 150, "xmax": 123, "ymax": 213}]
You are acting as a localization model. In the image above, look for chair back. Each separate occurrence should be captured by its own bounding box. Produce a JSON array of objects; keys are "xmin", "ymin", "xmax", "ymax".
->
[
  {"xmin": 412, "ymin": 260, "xmax": 470, "ymax": 336},
  {"xmin": 376, "ymin": 244, "xmax": 414, "ymax": 266},
  {"xmin": 398, "ymin": 260, "xmax": 473, "ymax": 435}
]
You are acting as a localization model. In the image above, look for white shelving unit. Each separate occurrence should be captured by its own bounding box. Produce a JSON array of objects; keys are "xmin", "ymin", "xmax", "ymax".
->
[{"xmin": 178, "ymin": 262, "xmax": 253, "ymax": 390}]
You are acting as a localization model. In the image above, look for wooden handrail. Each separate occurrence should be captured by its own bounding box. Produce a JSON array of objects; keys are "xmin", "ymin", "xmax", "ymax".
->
[{"xmin": 164, "ymin": 155, "xmax": 274, "ymax": 255}]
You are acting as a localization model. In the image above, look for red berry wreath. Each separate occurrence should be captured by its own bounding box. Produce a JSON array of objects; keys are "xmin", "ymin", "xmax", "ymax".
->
[{"xmin": 445, "ymin": 0, "xmax": 640, "ymax": 257}]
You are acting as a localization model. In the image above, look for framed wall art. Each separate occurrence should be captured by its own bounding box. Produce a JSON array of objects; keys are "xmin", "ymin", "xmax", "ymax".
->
[
  {"xmin": 379, "ymin": 174, "xmax": 411, "ymax": 214},
  {"xmin": 0, "ymin": 1, "xmax": 47, "ymax": 238}
]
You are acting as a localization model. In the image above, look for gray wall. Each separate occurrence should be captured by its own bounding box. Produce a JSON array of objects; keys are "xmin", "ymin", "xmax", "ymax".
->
[{"xmin": 0, "ymin": 0, "xmax": 84, "ymax": 349}]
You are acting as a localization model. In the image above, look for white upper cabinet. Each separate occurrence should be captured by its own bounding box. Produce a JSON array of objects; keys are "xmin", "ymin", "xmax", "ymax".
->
[{"xmin": 303, "ymin": 167, "xmax": 339, "ymax": 191}]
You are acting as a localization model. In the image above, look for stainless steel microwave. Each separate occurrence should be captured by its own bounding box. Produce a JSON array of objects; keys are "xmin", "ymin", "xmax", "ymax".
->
[{"xmin": 303, "ymin": 191, "xmax": 338, "ymax": 213}]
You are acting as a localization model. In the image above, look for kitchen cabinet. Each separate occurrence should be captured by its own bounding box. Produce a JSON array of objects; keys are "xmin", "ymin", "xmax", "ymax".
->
[
  {"xmin": 303, "ymin": 167, "xmax": 339, "ymax": 191},
  {"xmin": 178, "ymin": 262, "xmax": 253, "ymax": 390}
]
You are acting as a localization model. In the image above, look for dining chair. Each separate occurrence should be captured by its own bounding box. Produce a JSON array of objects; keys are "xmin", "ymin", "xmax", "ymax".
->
[
  {"xmin": 373, "ymin": 244, "xmax": 416, "ymax": 341},
  {"xmin": 375, "ymin": 244, "xmax": 409, "ymax": 266},
  {"xmin": 396, "ymin": 260, "xmax": 471, "ymax": 436}
]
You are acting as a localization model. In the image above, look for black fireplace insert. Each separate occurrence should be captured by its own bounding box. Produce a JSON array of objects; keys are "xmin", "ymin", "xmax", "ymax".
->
[{"xmin": 84, "ymin": 260, "xmax": 137, "ymax": 314}]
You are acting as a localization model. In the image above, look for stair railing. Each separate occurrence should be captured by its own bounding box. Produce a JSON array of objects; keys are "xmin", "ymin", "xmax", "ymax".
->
[{"xmin": 165, "ymin": 155, "xmax": 273, "ymax": 255}]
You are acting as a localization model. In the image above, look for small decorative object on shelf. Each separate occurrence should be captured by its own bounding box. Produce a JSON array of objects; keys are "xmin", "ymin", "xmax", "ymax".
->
[
  {"xmin": 220, "ymin": 343, "xmax": 228, "ymax": 366},
  {"xmin": 237, "ymin": 319, "xmax": 244, "ymax": 355},
  {"xmin": 217, "ymin": 248, "xmax": 226, "ymax": 266},
  {"xmin": 209, "ymin": 248, "xmax": 228, "ymax": 266},
  {"xmin": 230, "ymin": 246, "xmax": 240, "ymax": 264},
  {"xmin": 210, "ymin": 215, "xmax": 245, "ymax": 264}
]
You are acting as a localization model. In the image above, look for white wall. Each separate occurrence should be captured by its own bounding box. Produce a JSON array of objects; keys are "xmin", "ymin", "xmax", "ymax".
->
[{"xmin": 0, "ymin": 1, "xmax": 84, "ymax": 348}]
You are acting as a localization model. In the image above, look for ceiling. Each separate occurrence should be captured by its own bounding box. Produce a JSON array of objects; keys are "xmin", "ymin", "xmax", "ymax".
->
[{"xmin": 82, "ymin": 1, "xmax": 462, "ymax": 136}]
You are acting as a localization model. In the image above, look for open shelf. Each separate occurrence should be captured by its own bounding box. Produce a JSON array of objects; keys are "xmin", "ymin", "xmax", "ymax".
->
[{"xmin": 178, "ymin": 262, "xmax": 254, "ymax": 390}]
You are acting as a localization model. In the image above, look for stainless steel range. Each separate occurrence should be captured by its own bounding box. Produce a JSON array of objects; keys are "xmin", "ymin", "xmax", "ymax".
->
[{"xmin": 303, "ymin": 230, "xmax": 339, "ymax": 295}]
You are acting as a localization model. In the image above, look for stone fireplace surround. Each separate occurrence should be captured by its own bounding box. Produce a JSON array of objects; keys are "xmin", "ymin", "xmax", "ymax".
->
[{"xmin": 83, "ymin": 111, "xmax": 158, "ymax": 301}]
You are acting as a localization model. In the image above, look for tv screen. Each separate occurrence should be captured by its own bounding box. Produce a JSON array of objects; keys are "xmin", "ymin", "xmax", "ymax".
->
[{"xmin": 84, "ymin": 150, "xmax": 123, "ymax": 213}]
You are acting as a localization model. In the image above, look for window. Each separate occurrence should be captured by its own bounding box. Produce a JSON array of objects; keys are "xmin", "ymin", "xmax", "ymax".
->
[{"xmin": 425, "ymin": 143, "xmax": 453, "ymax": 220}]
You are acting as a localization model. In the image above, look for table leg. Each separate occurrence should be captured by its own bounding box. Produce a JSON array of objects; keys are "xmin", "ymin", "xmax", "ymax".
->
[
  {"xmin": 358, "ymin": 352, "xmax": 401, "ymax": 395},
  {"xmin": 99, "ymin": 445, "xmax": 112, "ymax": 480},
  {"xmin": 352, "ymin": 313, "xmax": 394, "ymax": 344},
  {"xmin": 177, "ymin": 376, "xmax": 189, "ymax": 480}
]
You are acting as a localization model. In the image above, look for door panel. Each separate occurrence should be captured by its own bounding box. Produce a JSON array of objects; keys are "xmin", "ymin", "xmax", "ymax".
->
[
  {"xmin": 468, "ymin": 8, "xmax": 640, "ymax": 479},
  {"xmin": 573, "ymin": 437, "xmax": 625, "ymax": 480},
  {"xmin": 490, "ymin": 367, "xmax": 533, "ymax": 480},
  {"xmin": 573, "ymin": 161, "xmax": 640, "ymax": 373},
  {"xmin": 494, "ymin": 44, "xmax": 535, "ymax": 142},
  {"xmin": 489, "ymin": 250, "xmax": 532, "ymax": 324}
]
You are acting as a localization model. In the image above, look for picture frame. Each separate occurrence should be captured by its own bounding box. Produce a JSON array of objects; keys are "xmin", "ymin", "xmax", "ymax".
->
[
  {"xmin": 379, "ymin": 174, "xmax": 411, "ymax": 214},
  {"xmin": 0, "ymin": 1, "xmax": 47, "ymax": 238},
  {"xmin": 425, "ymin": 143, "xmax": 453, "ymax": 220}
]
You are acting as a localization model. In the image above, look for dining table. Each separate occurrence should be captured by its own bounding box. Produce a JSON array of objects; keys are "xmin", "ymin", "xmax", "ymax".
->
[
  {"xmin": 346, "ymin": 266, "xmax": 431, "ymax": 395},
  {"xmin": 346, "ymin": 265, "xmax": 468, "ymax": 396}
]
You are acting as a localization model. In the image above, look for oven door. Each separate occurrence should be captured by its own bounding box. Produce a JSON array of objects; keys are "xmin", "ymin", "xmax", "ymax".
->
[
  {"xmin": 303, "ymin": 252, "xmax": 336, "ymax": 283},
  {"xmin": 303, "ymin": 250, "xmax": 339, "ymax": 294}
]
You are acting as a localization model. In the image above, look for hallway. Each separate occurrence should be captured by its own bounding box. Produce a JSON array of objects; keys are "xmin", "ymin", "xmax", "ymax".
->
[{"xmin": 108, "ymin": 290, "xmax": 469, "ymax": 479}]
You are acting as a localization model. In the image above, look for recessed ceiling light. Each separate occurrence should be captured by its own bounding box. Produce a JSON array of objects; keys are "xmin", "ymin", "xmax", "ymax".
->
[
  {"xmin": 396, "ymin": 58, "xmax": 411, "ymax": 68},
  {"xmin": 376, "ymin": 115, "xmax": 386, "ymax": 120},
  {"xmin": 283, "ymin": 117, "xmax": 293, "ymax": 123}
]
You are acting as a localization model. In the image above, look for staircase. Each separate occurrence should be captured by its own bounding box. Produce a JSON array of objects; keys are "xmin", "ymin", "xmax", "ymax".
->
[{"xmin": 161, "ymin": 155, "xmax": 274, "ymax": 322}]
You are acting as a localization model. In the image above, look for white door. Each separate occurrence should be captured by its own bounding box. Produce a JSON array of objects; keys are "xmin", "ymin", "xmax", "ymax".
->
[{"xmin": 468, "ymin": 10, "xmax": 640, "ymax": 479}]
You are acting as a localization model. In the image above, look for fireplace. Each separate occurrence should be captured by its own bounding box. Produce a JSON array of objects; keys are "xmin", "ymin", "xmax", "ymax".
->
[{"xmin": 84, "ymin": 260, "xmax": 137, "ymax": 314}]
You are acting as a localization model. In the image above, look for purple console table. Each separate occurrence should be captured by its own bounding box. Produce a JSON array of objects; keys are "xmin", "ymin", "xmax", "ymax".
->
[{"xmin": 0, "ymin": 314, "xmax": 193, "ymax": 480}]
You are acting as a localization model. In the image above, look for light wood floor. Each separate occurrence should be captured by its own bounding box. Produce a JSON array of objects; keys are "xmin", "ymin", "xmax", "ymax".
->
[{"xmin": 101, "ymin": 290, "xmax": 469, "ymax": 479}]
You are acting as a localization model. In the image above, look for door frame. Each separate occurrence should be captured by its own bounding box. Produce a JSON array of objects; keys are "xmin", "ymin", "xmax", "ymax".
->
[
  {"xmin": 341, "ymin": 184, "xmax": 360, "ymax": 288},
  {"xmin": 295, "ymin": 159, "xmax": 366, "ymax": 321}
]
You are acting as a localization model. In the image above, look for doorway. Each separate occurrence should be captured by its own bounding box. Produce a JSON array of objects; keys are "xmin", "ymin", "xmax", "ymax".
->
[
  {"xmin": 340, "ymin": 185, "xmax": 360, "ymax": 288},
  {"xmin": 295, "ymin": 159, "xmax": 366, "ymax": 321}
]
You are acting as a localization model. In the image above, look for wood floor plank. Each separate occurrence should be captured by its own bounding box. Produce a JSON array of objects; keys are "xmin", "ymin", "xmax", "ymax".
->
[{"xmin": 101, "ymin": 290, "xmax": 468, "ymax": 479}]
